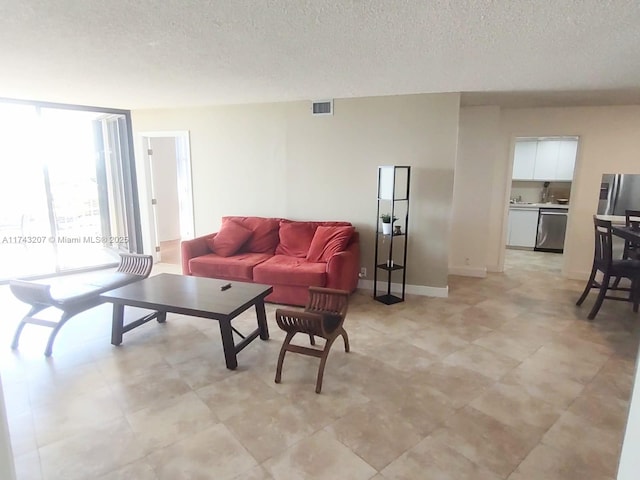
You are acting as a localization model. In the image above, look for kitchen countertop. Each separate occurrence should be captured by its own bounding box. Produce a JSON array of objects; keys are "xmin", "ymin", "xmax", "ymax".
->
[{"xmin": 509, "ymin": 202, "xmax": 569, "ymax": 209}]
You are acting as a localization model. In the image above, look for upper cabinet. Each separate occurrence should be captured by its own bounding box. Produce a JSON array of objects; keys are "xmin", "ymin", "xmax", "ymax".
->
[
  {"xmin": 512, "ymin": 141, "xmax": 537, "ymax": 180},
  {"xmin": 555, "ymin": 140, "xmax": 578, "ymax": 181},
  {"xmin": 533, "ymin": 140, "xmax": 561, "ymax": 180},
  {"xmin": 513, "ymin": 138, "xmax": 578, "ymax": 181}
]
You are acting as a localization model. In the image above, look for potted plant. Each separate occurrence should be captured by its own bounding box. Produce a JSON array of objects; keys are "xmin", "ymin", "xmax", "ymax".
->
[{"xmin": 380, "ymin": 213, "xmax": 397, "ymax": 235}]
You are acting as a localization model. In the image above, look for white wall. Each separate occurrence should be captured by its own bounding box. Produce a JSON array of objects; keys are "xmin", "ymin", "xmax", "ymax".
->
[
  {"xmin": 132, "ymin": 93, "xmax": 461, "ymax": 290},
  {"xmin": 149, "ymin": 137, "xmax": 181, "ymax": 242},
  {"xmin": 450, "ymin": 106, "xmax": 501, "ymax": 277},
  {"xmin": 135, "ymin": 105, "xmax": 289, "ymax": 237},
  {"xmin": 451, "ymin": 105, "xmax": 640, "ymax": 277},
  {"xmin": 490, "ymin": 106, "xmax": 640, "ymax": 278},
  {"xmin": 0, "ymin": 374, "xmax": 16, "ymax": 480}
]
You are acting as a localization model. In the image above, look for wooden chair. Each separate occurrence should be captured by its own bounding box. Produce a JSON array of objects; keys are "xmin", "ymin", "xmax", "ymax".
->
[
  {"xmin": 576, "ymin": 216, "xmax": 640, "ymax": 319},
  {"xmin": 274, "ymin": 287, "xmax": 350, "ymax": 393},
  {"xmin": 10, "ymin": 253, "xmax": 153, "ymax": 356}
]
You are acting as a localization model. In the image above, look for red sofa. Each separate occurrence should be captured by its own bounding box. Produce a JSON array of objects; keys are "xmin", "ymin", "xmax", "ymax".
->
[{"xmin": 181, "ymin": 216, "xmax": 360, "ymax": 306}]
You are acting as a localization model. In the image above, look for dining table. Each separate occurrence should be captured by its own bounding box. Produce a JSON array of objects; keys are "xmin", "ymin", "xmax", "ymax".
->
[{"xmin": 612, "ymin": 225, "xmax": 640, "ymax": 247}]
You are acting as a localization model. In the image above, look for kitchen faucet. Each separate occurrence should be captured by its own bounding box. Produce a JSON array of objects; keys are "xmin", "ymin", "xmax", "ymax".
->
[{"xmin": 541, "ymin": 182, "xmax": 550, "ymax": 203}]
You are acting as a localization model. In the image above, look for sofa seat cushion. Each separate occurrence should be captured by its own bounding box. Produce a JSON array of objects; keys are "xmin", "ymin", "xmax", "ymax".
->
[
  {"xmin": 188, "ymin": 252, "xmax": 272, "ymax": 281},
  {"xmin": 253, "ymin": 255, "xmax": 327, "ymax": 287}
]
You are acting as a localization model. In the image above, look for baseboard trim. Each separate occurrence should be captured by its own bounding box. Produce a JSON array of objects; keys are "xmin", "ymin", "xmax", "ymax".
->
[
  {"xmin": 448, "ymin": 266, "xmax": 487, "ymax": 278},
  {"xmin": 357, "ymin": 279, "xmax": 448, "ymax": 298}
]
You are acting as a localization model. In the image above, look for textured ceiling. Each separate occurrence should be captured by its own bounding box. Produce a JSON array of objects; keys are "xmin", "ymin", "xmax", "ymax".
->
[{"xmin": 0, "ymin": 0, "xmax": 639, "ymax": 109}]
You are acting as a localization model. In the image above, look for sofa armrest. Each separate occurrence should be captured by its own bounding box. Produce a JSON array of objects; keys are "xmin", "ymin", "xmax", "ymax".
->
[
  {"xmin": 326, "ymin": 240, "xmax": 360, "ymax": 292},
  {"xmin": 181, "ymin": 234, "xmax": 215, "ymax": 275}
]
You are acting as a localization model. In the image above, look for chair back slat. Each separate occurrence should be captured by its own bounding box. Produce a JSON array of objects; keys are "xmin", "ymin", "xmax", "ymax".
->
[
  {"xmin": 626, "ymin": 209, "xmax": 640, "ymax": 225},
  {"xmin": 275, "ymin": 310, "xmax": 324, "ymax": 336},
  {"xmin": 307, "ymin": 289, "xmax": 349, "ymax": 317},
  {"xmin": 593, "ymin": 217, "xmax": 613, "ymax": 266},
  {"xmin": 116, "ymin": 253, "xmax": 153, "ymax": 277}
]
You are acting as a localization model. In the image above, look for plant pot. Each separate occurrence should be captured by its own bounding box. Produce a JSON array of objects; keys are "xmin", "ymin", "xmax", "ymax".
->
[{"xmin": 382, "ymin": 222, "xmax": 392, "ymax": 235}]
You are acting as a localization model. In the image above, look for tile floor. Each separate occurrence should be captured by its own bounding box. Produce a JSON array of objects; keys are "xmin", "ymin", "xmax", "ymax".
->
[
  {"xmin": 1, "ymin": 250, "xmax": 638, "ymax": 479},
  {"xmin": 158, "ymin": 240, "xmax": 181, "ymax": 265}
]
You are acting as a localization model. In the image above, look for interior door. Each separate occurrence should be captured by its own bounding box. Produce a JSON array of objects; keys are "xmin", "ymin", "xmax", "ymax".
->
[{"xmin": 145, "ymin": 138, "xmax": 162, "ymax": 261}]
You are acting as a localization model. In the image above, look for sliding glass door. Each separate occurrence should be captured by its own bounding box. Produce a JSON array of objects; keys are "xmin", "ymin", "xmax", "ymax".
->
[
  {"xmin": 0, "ymin": 100, "xmax": 140, "ymax": 281},
  {"xmin": 0, "ymin": 103, "xmax": 55, "ymax": 277}
]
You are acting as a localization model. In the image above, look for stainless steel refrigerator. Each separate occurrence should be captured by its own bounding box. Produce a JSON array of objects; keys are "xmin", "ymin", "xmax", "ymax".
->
[{"xmin": 598, "ymin": 174, "xmax": 640, "ymax": 215}]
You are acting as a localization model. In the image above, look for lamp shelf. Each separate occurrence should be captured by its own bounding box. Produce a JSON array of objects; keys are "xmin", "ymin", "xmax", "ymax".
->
[
  {"xmin": 376, "ymin": 263, "xmax": 404, "ymax": 271},
  {"xmin": 374, "ymin": 165, "xmax": 411, "ymax": 305},
  {"xmin": 374, "ymin": 294, "xmax": 404, "ymax": 305}
]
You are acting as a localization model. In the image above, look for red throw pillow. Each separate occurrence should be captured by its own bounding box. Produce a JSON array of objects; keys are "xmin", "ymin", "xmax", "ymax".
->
[
  {"xmin": 204, "ymin": 234, "xmax": 217, "ymax": 252},
  {"xmin": 223, "ymin": 217, "xmax": 280, "ymax": 253},
  {"xmin": 244, "ymin": 218, "xmax": 280, "ymax": 253},
  {"xmin": 306, "ymin": 226, "xmax": 354, "ymax": 263},
  {"xmin": 207, "ymin": 221, "xmax": 253, "ymax": 257},
  {"xmin": 275, "ymin": 221, "xmax": 318, "ymax": 258}
]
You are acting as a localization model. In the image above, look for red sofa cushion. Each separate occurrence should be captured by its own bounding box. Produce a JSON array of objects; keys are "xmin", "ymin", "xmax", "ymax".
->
[
  {"xmin": 253, "ymin": 255, "xmax": 326, "ymax": 287},
  {"xmin": 306, "ymin": 226, "xmax": 355, "ymax": 262},
  {"xmin": 223, "ymin": 216, "xmax": 280, "ymax": 254},
  {"xmin": 205, "ymin": 221, "xmax": 252, "ymax": 257},
  {"xmin": 188, "ymin": 252, "xmax": 272, "ymax": 281},
  {"xmin": 275, "ymin": 221, "xmax": 318, "ymax": 258}
]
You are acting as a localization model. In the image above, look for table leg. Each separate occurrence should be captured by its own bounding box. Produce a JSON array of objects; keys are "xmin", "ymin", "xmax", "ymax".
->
[
  {"xmin": 255, "ymin": 299, "xmax": 269, "ymax": 340},
  {"xmin": 218, "ymin": 318, "xmax": 238, "ymax": 370},
  {"xmin": 156, "ymin": 311, "xmax": 167, "ymax": 323},
  {"xmin": 111, "ymin": 304, "xmax": 125, "ymax": 346}
]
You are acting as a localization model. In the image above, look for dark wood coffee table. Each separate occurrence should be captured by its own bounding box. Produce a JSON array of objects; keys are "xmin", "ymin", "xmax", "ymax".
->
[{"xmin": 101, "ymin": 273, "xmax": 273, "ymax": 369}]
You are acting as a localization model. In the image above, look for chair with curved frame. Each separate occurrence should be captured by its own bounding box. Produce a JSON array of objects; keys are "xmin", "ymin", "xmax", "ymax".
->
[{"xmin": 274, "ymin": 286, "xmax": 350, "ymax": 393}]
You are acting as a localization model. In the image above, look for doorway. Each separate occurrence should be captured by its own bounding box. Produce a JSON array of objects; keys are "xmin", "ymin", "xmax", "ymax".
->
[
  {"xmin": 138, "ymin": 132, "xmax": 194, "ymax": 264},
  {"xmin": 503, "ymin": 136, "xmax": 578, "ymax": 274}
]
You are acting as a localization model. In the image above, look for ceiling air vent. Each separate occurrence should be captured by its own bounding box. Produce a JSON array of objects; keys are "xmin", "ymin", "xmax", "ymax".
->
[{"xmin": 312, "ymin": 100, "xmax": 333, "ymax": 116}]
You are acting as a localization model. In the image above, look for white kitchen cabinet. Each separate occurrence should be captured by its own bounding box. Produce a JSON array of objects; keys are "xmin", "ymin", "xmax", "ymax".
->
[
  {"xmin": 512, "ymin": 141, "xmax": 537, "ymax": 180},
  {"xmin": 507, "ymin": 208, "xmax": 539, "ymax": 248},
  {"xmin": 556, "ymin": 140, "xmax": 578, "ymax": 180},
  {"xmin": 512, "ymin": 138, "xmax": 578, "ymax": 181},
  {"xmin": 533, "ymin": 140, "xmax": 562, "ymax": 180}
]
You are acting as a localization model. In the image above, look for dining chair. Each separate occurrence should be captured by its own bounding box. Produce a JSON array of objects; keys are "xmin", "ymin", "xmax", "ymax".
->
[
  {"xmin": 576, "ymin": 216, "xmax": 640, "ymax": 319},
  {"xmin": 274, "ymin": 286, "xmax": 350, "ymax": 393}
]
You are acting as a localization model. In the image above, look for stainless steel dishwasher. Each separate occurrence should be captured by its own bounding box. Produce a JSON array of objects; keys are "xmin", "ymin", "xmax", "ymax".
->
[{"xmin": 535, "ymin": 208, "xmax": 568, "ymax": 253}]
